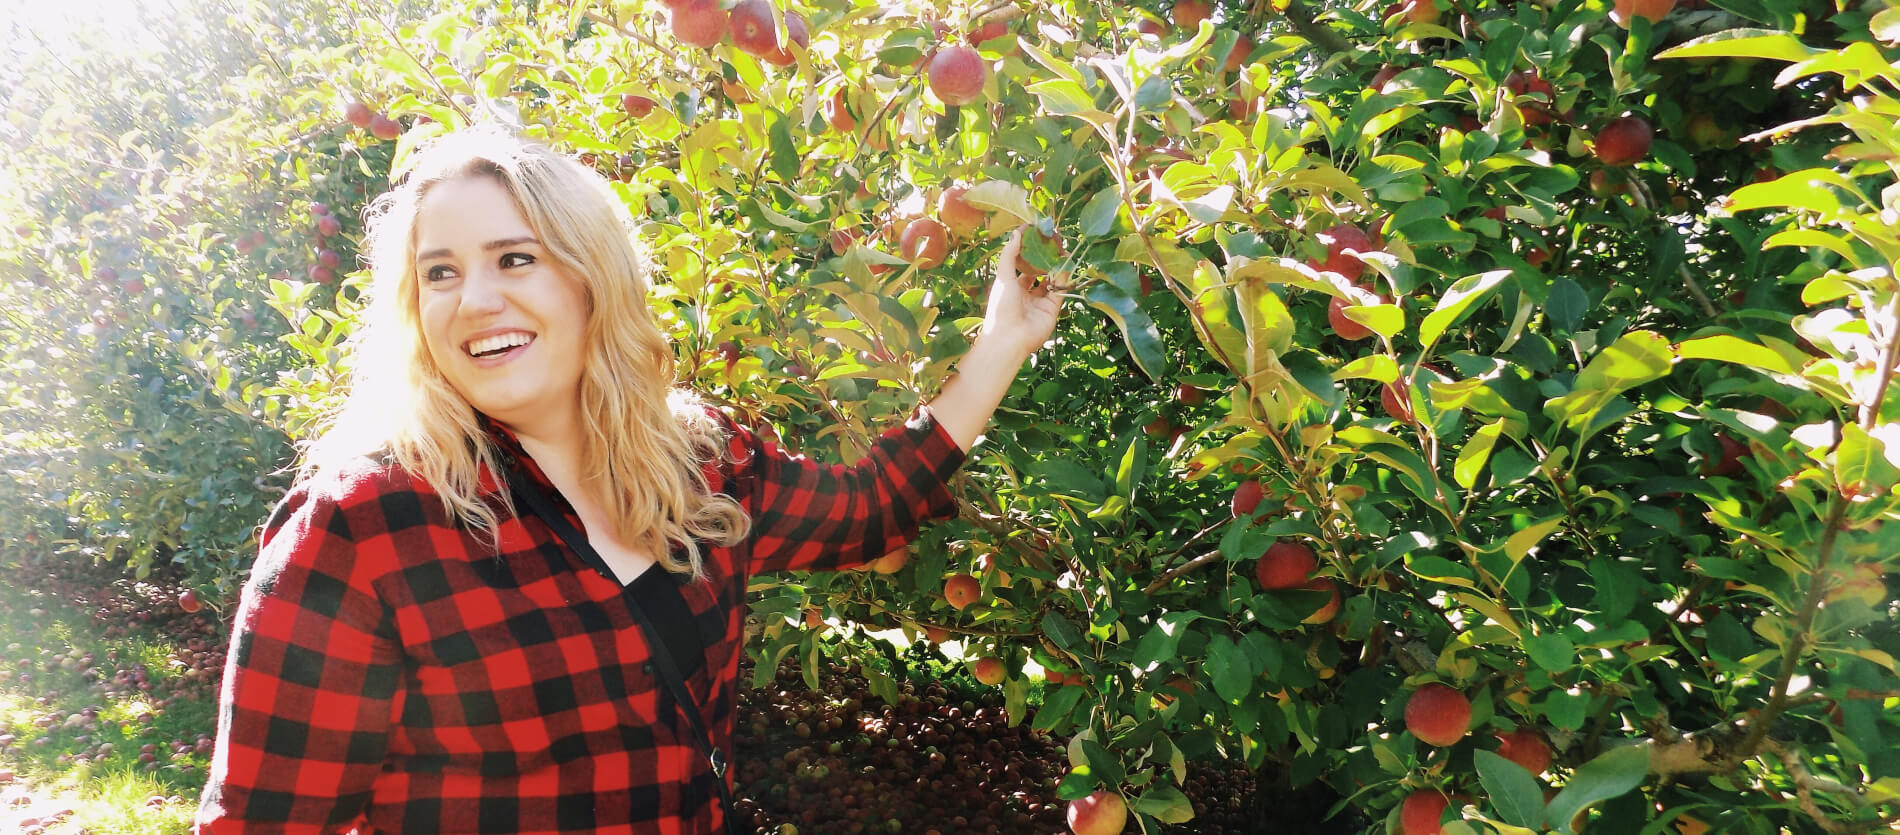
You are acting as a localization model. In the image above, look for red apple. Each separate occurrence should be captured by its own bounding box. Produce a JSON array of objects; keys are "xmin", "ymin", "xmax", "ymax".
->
[
  {"xmin": 1174, "ymin": 0, "xmax": 1213, "ymax": 29},
  {"xmin": 870, "ymin": 549, "xmax": 908, "ymax": 574},
  {"xmin": 1387, "ymin": 0, "xmax": 1441, "ymax": 24},
  {"xmin": 1299, "ymin": 578, "xmax": 1341, "ymax": 624},
  {"xmin": 178, "ymin": 590, "xmax": 202, "ymax": 614},
  {"xmin": 1381, "ymin": 382, "xmax": 1416, "ymax": 423},
  {"xmin": 927, "ymin": 45, "xmax": 987, "ymax": 106},
  {"xmin": 621, "ymin": 94, "xmax": 655, "ymax": 118},
  {"xmin": 1704, "ymin": 433, "xmax": 1748, "ymax": 477},
  {"xmin": 1256, "ymin": 541, "xmax": 1317, "ymax": 590},
  {"xmin": 1174, "ymin": 383, "xmax": 1203, "ymax": 405},
  {"xmin": 343, "ymin": 101, "xmax": 372, "ymax": 129},
  {"xmin": 1317, "ymin": 224, "xmax": 1375, "ymax": 280},
  {"xmin": 1495, "ymin": 727, "xmax": 1552, "ymax": 775},
  {"xmin": 1405, "ymin": 683, "xmax": 1472, "ymax": 747},
  {"xmin": 936, "ymin": 184, "xmax": 989, "ymax": 239},
  {"xmin": 1610, "ymin": 0, "xmax": 1676, "ymax": 27},
  {"xmin": 971, "ymin": 657, "xmax": 1006, "ymax": 685},
  {"xmin": 368, "ymin": 114, "xmax": 401, "ymax": 141},
  {"xmin": 1328, "ymin": 295, "xmax": 1377, "ymax": 341},
  {"xmin": 1399, "ymin": 790, "xmax": 1451, "ymax": 835},
  {"xmin": 1067, "ymin": 790, "xmax": 1128, "ymax": 835},
  {"xmin": 1370, "ymin": 64, "xmax": 1402, "ymax": 93},
  {"xmin": 966, "ymin": 19, "xmax": 1010, "ymax": 47},
  {"xmin": 1503, "ymin": 71, "xmax": 1556, "ymax": 125},
  {"xmin": 1143, "ymin": 416, "xmax": 1172, "ymax": 438},
  {"xmin": 316, "ymin": 215, "xmax": 342, "ymax": 237},
  {"xmin": 317, "ymin": 249, "xmax": 341, "ymax": 269},
  {"xmin": 669, "ymin": 0, "xmax": 727, "ymax": 49},
  {"xmin": 943, "ymin": 573, "xmax": 982, "ymax": 610},
  {"xmin": 1595, "ymin": 116, "xmax": 1653, "ymax": 166},
  {"xmin": 900, "ymin": 218, "xmax": 951, "ymax": 270},
  {"xmin": 1231, "ymin": 480, "xmax": 1266, "ymax": 518},
  {"xmin": 825, "ymin": 87, "xmax": 856, "ymax": 133}
]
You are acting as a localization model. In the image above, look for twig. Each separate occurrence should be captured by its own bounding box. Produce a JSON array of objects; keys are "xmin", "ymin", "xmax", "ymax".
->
[
  {"xmin": 1275, "ymin": 0, "xmax": 1354, "ymax": 54},
  {"xmin": 1763, "ymin": 739, "xmax": 1865, "ymax": 835},
  {"xmin": 1677, "ymin": 263, "xmax": 1721, "ymax": 318},
  {"xmin": 1142, "ymin": 549, "xmax": 1225, "ymax": 594}
]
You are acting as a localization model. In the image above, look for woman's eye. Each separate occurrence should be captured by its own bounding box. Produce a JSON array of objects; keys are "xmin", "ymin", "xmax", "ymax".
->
[
  {"xmin": 424, "ymin": 265, "xmax": 457, "ymax": 282},
  {"xmin": 501, "ymin": 252, "xmax": 535, "ymax": 268}
]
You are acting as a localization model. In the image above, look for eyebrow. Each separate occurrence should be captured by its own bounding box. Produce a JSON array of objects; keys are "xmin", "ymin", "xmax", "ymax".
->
[{"xmin": 415, "ymin": 236, "xmax": 541, "ymax": 262}]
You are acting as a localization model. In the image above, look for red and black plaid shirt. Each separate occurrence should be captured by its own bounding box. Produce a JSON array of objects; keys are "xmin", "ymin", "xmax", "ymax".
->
[{"xmin": 195, "ymin": 406, "xmax": 965, "ymax": 834}]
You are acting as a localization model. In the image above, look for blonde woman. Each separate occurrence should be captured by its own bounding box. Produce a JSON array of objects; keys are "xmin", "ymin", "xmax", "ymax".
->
[{"xmin": 195, "ymin": 126, "xmax": 1061, "ymax": 834}]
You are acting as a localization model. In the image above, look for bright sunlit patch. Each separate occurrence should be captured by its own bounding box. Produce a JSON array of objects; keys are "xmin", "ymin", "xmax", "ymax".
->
[{"xmin": 3, "ymin": 0, "xmax": 178, "ymax": 62}]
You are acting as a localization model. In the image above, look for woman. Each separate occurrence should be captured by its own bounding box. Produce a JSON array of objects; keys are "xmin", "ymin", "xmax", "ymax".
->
[{"xmin": 195, "ymin": 126, "xmax": 1060, "ymax": 834}]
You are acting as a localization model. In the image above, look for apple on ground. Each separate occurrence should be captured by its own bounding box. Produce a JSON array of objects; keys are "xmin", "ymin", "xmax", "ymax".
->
[
  {"xmin": 1405, "ymin": 683, "xmax": 1472, "ymax": 747},
  {"xmin": 1067, "ymin": 789, "xmax": 1127, "ymax": 835}
]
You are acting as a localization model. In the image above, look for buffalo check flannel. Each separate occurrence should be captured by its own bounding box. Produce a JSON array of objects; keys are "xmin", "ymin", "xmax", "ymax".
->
[{"xmin": 195, "ymin": 406, "xmax": 965, "ymax": 834}]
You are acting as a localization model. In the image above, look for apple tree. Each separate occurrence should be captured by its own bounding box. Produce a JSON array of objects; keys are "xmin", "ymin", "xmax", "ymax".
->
[{"xmin": 17, "ymin": 0, "xmax": 1895, "ymax": 832}]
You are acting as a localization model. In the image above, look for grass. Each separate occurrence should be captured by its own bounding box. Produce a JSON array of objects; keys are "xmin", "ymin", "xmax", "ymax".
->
[{"xmin": 0, "ymin": 555, "xmax": 219, "ymax": 835}]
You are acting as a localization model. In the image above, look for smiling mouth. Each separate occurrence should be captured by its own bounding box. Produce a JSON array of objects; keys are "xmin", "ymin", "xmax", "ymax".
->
[{"xmin": 465, "ymin": 332, "xmax": 535, "ymax": 358}]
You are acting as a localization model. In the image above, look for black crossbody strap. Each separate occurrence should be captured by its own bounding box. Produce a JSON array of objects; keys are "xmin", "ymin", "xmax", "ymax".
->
[{"xmin": 502, "ymin": 464, "xmax": 742, "ymax": 835}]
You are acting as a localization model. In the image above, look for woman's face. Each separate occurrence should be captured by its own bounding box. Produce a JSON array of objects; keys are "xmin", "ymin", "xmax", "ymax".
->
[{"xmin": 414, "ymin": 175, "xmax": 591, "ymax": 431}]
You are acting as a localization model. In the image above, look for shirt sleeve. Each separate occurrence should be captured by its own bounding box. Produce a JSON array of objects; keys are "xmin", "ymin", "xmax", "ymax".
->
[
  {"xmin": 196, "ymin": 477, "xmax": 404, "ymax": 834},
  {"xmin": 718, "ymin": 405, "xmax": 968, "ymax": 575}
]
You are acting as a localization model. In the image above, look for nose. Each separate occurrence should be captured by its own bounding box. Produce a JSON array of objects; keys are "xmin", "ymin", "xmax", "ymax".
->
[{"xmin": 457, "ymin": 262, "xmax": 508, "ymax": 316}]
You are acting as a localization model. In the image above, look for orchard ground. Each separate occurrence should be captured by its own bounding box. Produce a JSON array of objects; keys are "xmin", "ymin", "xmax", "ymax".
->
[{"xmin": 0, "ymin": 555, "xmax": 1269, "ymax": 835}]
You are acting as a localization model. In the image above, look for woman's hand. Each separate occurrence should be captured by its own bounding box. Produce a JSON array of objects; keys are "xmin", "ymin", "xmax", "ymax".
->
[{"xmin": 977, "ymin": 227, "xmax": 1066, "ymax": 364}]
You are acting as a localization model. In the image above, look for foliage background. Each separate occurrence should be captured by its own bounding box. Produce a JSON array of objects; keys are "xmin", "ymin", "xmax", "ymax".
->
[{"xmin": 3, "ymin": 0, "xmax": 1897, "ymax": 831}]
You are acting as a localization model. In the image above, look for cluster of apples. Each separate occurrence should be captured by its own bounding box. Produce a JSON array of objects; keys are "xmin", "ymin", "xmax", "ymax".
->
[
  {"xmin": 1395, "ymin": 682, "xmax": 1562, "ymax": 834},
  {"xmin": 341, "ymin": 100, "xmax": 402, "ymax": 141}
]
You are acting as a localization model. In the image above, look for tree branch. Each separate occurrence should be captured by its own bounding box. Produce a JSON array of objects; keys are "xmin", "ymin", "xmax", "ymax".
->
[{"xmin": 1275, "ymin": 0, "xmax": 1354, "ymax": 54}]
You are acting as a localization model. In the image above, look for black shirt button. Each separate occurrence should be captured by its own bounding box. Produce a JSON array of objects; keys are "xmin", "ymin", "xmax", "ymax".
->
[{"xmin": 642, "ymin": 662, "xmax": 655, "ymax": 675}]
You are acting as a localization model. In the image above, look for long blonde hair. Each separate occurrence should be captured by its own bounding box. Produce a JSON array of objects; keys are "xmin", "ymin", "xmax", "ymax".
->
[{"xmin": 302, "ymin": 125, "xmax": 749, "ymax": 579}]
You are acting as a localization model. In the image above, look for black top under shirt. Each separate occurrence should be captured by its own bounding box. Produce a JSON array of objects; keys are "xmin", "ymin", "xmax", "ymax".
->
[{"xmin": 625, "ymin": 566, "xmax": 706, "ymax": 679}]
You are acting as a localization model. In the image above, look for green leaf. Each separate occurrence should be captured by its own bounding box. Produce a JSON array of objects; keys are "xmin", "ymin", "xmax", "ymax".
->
[
  {"xmin": 964, "ymin": 180, "xmax": 1039, "ymax": 226},
  {"xmin": 1544, "ymin": 330, "xmax": 1674, "ymax": 433},
  {"xmin": 1473, "ymin": 750, "xmax": 1547, "ymax": 829},
  {"xmin": 1041, "ymin": 612, "xmax": 1084, "ymax": 653},
  {"xmin": 1028, "ymin": 78, "xmax": 1098, "ymax": 115},
  {"xmin": 1132, "ymin": 784, "xmax": 1196, "ymax": 824},
  {"xmin": 1655, "ymin": 29, "xmax": 1819, "ymax": 63},
  {"xmin": 1776, "ymin": 41, "xmax": 1900, "ymax": 92},
  {"xmin": 1545, "ymin": 278, "xmax": 1588, "ymax": 334},
  {"xmin": 1080, "ymin": 185, "xmax": 1123, "ymax": 238},
  {"xmin": 1726, "ymin": 167, "xmax": 1868, "ymax": 214},
  {"xmin": 1343, "ymin": 303, "xmax": 1405, "ymax": 339},
  {"xmin": 1115, "ymin": 434, "xmax": 1149, "ymax": 499},
  {"xmin": 1674, "ymin": 335, "xmax": 1798, "ymax": 375},
  {"xmin": 1034, "ymin": 684, "xmax": 1086, "ymax": 732},
  {"xmin": 769, "ymin": 116, "xmax": 799, "ymax": 183},
  {"xmin": 1209, "ymin": 635, "xmax": 1255, "ymax": 703},
  {"xmin": 1836, "ymin": 423, "xmax": 1900, "ymax": 497},
  {"xmin": 1505, "ymin": 516, "xmax": 1564, "ymax": 561},
  {"xmin": 1544, "ymin": 745, "xmax": 1650, "ymax": 834},
  {"xmin": 1407, "ymin": 555, "xmax": 1478, "ymax": 588},
  {"xmin": 1332, "ymin": 355, "xmax": 1400, "ymax": 383},
  {"xmin": 1455, "ymin": 419, "xmax": 1506, "ymax": 489},
  {"xmin": 1083, "ymin": 281, "xmax": 1168, "ymax": 381},
  {"xmin": 1524, "ymin": 632, "xmax": 1575, "ymax": 673},
  {"xmin": 1420, "ymin": 270, "xmax": 1511, "ymax": 353}
]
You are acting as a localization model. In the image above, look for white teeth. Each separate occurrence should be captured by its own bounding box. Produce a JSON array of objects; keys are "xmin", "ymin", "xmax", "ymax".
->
[{"xmin": 466, "ymin": 332, "xmax": 533, "ymax": 357}]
